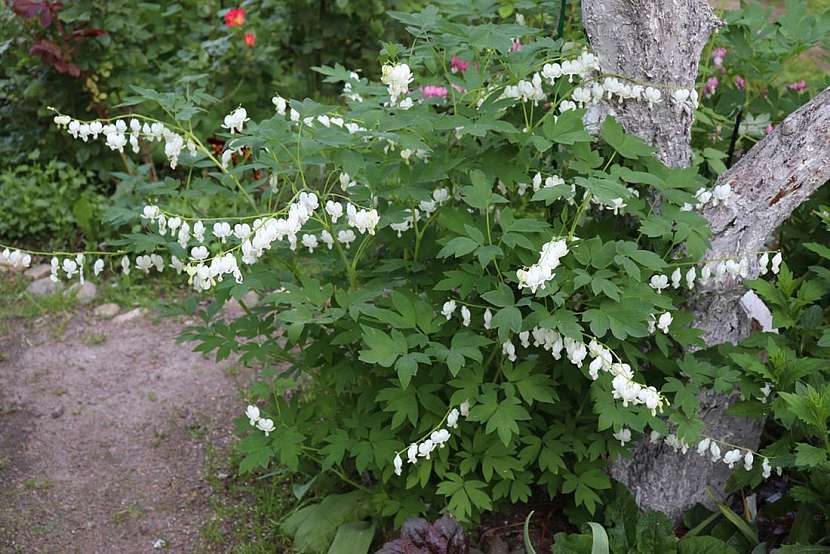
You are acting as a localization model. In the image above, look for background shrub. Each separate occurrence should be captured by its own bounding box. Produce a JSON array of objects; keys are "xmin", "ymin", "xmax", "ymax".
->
[
  {"xmin": 0, "ymin": 0, "xmax": 414, "ymax": 174},
  {"xmin": 0, "ymin": 159, "xmax": 104, "ymax": 244}
]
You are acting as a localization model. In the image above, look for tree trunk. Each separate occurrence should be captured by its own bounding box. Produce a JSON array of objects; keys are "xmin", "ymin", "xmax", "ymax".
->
[
  {"xmin": 581, "ymin": 0, "xmax": 721, "ymax": 167},
  {"xmin": 583, "ymin": 0, "xmax": 830, "ymax": 522},
  {"xmin": 611, "ymin": 87, "xmax": 830, "ymax": 522}
]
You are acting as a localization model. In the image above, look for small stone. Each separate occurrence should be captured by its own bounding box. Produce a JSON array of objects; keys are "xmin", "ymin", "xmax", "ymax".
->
[
  {"xmin": 67, "ymin": 282, "xmax": 97, "ymax": 304},
  {"xmin": 0, "ymin": 259, "xmax": 26, "ymax": 273},
  {"xmin": 94, "ymin": 303, "xmax": 121, "ymax": 318},
  {"xmin": 223, "ymin": 298, "xmax": 241, "ymax": 313},
  {"xmin": 241, "ymin": 291, "xmax": 260, "ymax": 307},
  {"xmin": 26, "ymin": 277, "xmax": 64, "ymax": 296},
  {"xmin": 51, "ymin": 405, "xmax": 65, "ymax": 419},
  {"xmin": 24, "ymin": 264, "xmax": 51, "ymax": 280},
  {"xmin": 217, "ymin": 471, "xmax": 230, "ymax": 480},
  {"xmin": 224, "ymin": 291, "xmax": 260, "ymax": 314},
  {"xmin": 113, "ymin": 308, "xmax": 144, "ymax": 324},
  {"xmin": 152, "ymin": 538, "xmax": 166, "ymax": 549}
]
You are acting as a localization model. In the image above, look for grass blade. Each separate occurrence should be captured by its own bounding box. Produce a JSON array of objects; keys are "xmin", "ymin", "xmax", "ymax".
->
[
  {"xmin": 523, "ymin": 511, "xmax": 538, "ymax": 554},
  {"xmin": 585, "ymin": 522, "xmax": 609, "ymax": 554}
]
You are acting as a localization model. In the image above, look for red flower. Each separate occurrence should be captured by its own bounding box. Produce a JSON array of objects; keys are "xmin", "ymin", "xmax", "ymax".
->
[
  {"xmin": 244, "ymin": 32, "xmax": 256, "ymax": 47},
  {"xmin": 224, "ymin": 7, "xmax": 245, "ymax": 27}
]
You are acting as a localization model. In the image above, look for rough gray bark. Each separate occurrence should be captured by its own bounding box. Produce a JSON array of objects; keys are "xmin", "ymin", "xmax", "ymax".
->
[
  {"xmin": 582, "ymin": 0, "xmax": 722, "ymax": 166},
  {"xmin": 582, "ymin": 0, "xmax": 830, "ymax": 521},
  {"xmin": 698, "ymin": 85, "xmax": 830, "ymax": 318},
  {"xmin": 610, "ymin": 88, "xmax": 830, "ymax": 522}
]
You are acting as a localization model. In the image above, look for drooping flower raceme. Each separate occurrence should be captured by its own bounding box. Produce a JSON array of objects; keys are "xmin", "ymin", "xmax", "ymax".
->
[
  {"xmin": 381, "ymin": 63, "xmax": 414, "ymax": 106},
  {"xmin": 0, "ymin": 249, "xmax": 32, "ymax": 270},
  {"xmin": 524, "ymin": 328, "xmax": 667, "ymax": 415},
  {"xmin": 394, "ymin": 404, "xmax": 470, "ymax": 476},
  {"xmin": 613, "ymin": 428, "xmax": 631, "ymax": 446},
  {"xmin": 222, "ymin": 107, "xmax": 249, "ymax": 134},
  {"xmin": 517, "ymin": 238, "xmax": 568, "ymax": 294},
  {"xmin": 441, "ymin": 300, "xmax": 457, "ymax": 320},
  {"xmin": 346, "ymin": 204, "xmax": 380, "ymax": 235}
]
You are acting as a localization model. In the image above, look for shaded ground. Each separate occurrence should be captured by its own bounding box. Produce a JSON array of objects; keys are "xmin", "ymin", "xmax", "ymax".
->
[{"xmin": 0, "ymin": 305, "xmax": 248, "ymax": 553}]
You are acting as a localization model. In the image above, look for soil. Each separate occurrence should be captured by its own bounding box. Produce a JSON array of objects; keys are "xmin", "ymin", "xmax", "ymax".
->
[{"xmin": 0, "ymin": 307, "xmax": 247, "ymax": 553}]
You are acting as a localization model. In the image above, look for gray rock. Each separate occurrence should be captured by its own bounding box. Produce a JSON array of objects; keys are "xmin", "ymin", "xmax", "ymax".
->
[
  {"xmin": 94, "ymin": 303, "xmax": 121, "ymax": 318},
  {"xmin": 241, "ymin": 291, "xmax": 260, "ymax": 307},
  {"xmin": 113, "ymin": 307, "xmax": 144, "ymax": 324},
  {"xmin": 224, "ymin": 291, "xmax": 261, "ymax": 314},
  {"xmin": 67, "ymin": 282, "xmax": 97, "ymax": 304},
  {"xmin": 223, "ymin": 298, "xmax": 241, "ymax": 313},
  {"xmin": 26, "ymin": 277, "xmax": 64, "ymax": 296},
  {"xmin": 51, "ymin": 405, "xmax": 65, "ymax": 419},
  {"xmin": 24, "ymin": 264, "xmax": 52, "ymax": 280}
]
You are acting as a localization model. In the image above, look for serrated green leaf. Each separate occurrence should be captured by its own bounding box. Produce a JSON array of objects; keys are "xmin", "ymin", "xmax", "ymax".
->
[
  {"xmin": 794, "ymin": 443, "xmax": 829, "ymax": 468},
  {"xmin": 601, "ymin": 117, "xmax": 654, "ymax": 159},
  {"xmin": 359, "ymin": 326, "xmax": 407, "ymax": 367},
  {"xmin": 543, "ymin": 108, "xmax": 592, "ymax": 144}
]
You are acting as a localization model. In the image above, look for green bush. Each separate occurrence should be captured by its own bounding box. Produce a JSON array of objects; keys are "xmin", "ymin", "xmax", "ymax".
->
[
  {"xmin": 0, "ymin": 160, "xmax": 104, "ymax": 243},
  {"xmin": 40, "ymin": 0, "xmax": 780, "ymax": 533}
]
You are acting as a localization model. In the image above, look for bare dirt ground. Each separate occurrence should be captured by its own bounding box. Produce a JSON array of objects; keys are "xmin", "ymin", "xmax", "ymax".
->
[{"xmin": 0, "ymin": 308, "xmax": 247, "ymax": 553}]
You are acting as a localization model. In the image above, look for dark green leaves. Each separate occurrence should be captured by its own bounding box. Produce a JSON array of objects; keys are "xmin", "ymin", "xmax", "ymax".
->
[
  {"xmin": 429, "ymin": 332, "xmax": 491, "ymax": 376},
  {"xmin": 461, "ymin": 169, "xmax": 507, "ymax": 210},
  {"xmin": 794, "ymin": 443, "xmax": 829, "ymax": 468},
  {"xmin": 543, "ymin": 109, "xmax": 592, "ymax": 144},
  {"xmin": 238, "ymin": 432, "xmax": 273, "ymax": 474},
  {"xmin": 562, "ymin": 467, "xmax": 612, "ymax": 515},
  {"xmin": 436, "ymin": 473, "xmax": 493, "ymax": 521},
  {"xmin": 482, "ymin": 283, "xmax": 515, "ymax": 307},
  {"xmin": 600, "ymin": 117, "xmax": 654, "ymax": 159},
  {"xmin": 437, "ymin": 237, "xmax": 479, "ymax": 258},
  {"xmin": 634, "ymin": 512, "xmax": 677, "ymax": 554},
  {"xmin": 359, "ymin": 326, "xmax": 407, "ymax": 367},
  {"xmin": 583, "ymin": 300, "xmax": 651, "ymax": 340},
  {"xmin": 678, "ymin": 537, "xmax": 739, "ymax": 554},
  {"xmin": 468, "ymin": 393, "xmax": 531, "ymax": 446}
]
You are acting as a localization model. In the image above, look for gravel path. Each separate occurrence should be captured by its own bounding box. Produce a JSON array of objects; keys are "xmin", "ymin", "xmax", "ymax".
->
[{"xmin": 0, "ymin": 308, "xmax": 245, "ymax": 553}]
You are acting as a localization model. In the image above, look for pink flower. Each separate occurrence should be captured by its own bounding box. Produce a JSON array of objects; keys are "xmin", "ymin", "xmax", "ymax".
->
[
  {"xmin": 788, "ymin": 80, "xmax": 807, "ymax": 93},
  {"xmin": 421, "ymin": 85, "xmax": 449, "ymax": 98},
  {"xmin": 734, "ymin": 75, "xmax": 745, "ymax": 90},
  {"xmin": 703, "ymin": 77, "xmax": 719, "ymax": 97},
  {"xmin": 244, "ymin": 32, "xmax": 256, "ymax": 47},
  {"xmin": 511, "ymin": 38, "xmax": 522, "ymax": 52},
  {"xmin": 450, "ymin": 55, "xmax": 469, "ymax": 73},
  {"xmin": 765, "ymin": 124, "xmax": 774, "ymax": 135},
  {"xmin": 712, "ymin": 47, "xmax": 727, "ymax": 68}
]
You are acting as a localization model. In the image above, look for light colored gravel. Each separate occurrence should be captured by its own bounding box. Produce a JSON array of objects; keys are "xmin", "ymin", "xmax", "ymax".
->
[{"xmin": 0, "ymin": 309, "xmax": 247, "ymax": 553}]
